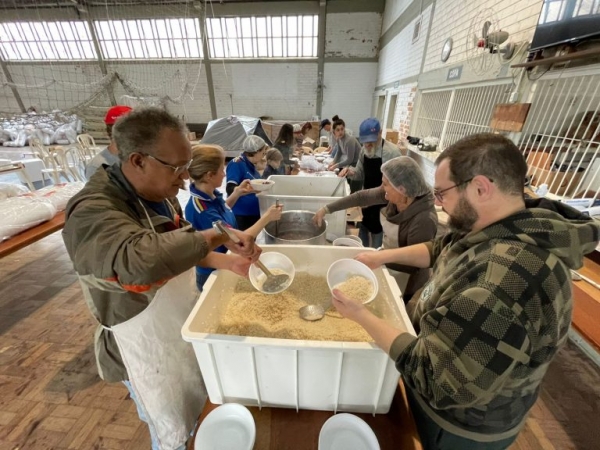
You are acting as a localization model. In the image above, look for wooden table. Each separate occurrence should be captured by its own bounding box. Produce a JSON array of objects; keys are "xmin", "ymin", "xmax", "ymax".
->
[
  {"xmin": 191, "ymin": 382, "xmax": 423, "ymax": 450},
  {"xmin": 0, "ymin": 161, "xmax": 35, "ymax": 191},
  {"xmin": 0, "ymin": 210, "xmax": 65, "ymax": 258}
]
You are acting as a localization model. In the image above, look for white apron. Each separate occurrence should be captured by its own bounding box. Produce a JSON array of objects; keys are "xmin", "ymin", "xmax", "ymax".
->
[
  {"xmin": 110, "ymin": 268, "xmax": 207, "ymax": 450},
  {"xmin": 381, "ymin": 210, "xmax": 410, "ymax": 295}
]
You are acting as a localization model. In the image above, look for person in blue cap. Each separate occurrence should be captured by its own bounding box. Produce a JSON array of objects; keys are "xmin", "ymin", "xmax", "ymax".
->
[{"xmin": 338, "ymin": 118, "xmax": 401, "ymax": 247}]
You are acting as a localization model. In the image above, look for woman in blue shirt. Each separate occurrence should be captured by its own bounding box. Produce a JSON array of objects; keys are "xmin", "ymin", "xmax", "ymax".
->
[
  {"xmin": 225, "ymin": 135, "xmax": 268, "ymax": 230},
  {"xmin": 186, "ymin": 144, "xmax": 283, "ymax": 291}
]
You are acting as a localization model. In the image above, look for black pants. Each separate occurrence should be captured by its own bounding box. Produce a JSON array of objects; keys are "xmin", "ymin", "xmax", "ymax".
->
[
  {"xmin": 405, "ymin": 387, "xmax": 519, "ymax": 450},
  {"xmin": 235, "ymin": 215, "xmax": 260, "ymax": 231}
]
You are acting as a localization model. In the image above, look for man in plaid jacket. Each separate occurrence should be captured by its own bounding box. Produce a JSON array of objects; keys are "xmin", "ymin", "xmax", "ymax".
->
[{"xmin": 333, "ymin": 133, "xmax": 600, "ymax": 449}]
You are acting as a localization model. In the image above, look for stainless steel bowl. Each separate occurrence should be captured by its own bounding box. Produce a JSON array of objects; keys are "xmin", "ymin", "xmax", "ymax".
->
[{"xmin": 264, "ymin": 210, "xmax": 327, "ymax": 246}]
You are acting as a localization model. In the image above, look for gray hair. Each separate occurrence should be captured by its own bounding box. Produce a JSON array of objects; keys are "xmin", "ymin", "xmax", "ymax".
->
[
  {"xmin": 113, "ymin": 107, "xmax": 186, "ymax": 161},
  {"xmin": 381, "ymin": 156, "xmax": 431, "ymax": 198},
  {"xmin": 242, "ymin": 135, "xmax": 267, "ymax": 154}
]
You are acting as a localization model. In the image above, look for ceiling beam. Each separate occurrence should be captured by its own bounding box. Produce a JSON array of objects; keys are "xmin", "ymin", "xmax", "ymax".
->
[
  {"xmin": 194, "ymin": 1, "xmax": 217, "ymax": 120},
  {"xmin": 0, "ymin": 55, "xmax": 26, "ymax": 112},
  {"xmin": 78, "ymin": 1, "xmax": 116, "ymax": 105},
  {"xmin": 316, "ymin": 0, "xmax": 326, "ymax": 118}
]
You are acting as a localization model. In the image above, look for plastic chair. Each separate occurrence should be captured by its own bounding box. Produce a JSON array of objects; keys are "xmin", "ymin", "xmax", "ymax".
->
[
  {"xmin": 53, "ymin": 146, "xmax": 85, "ymax": 182},
  {"xmin": 30, "ymin": 138, "xmax": 73, "ymax": 185},
  {"xmin": 77, "ymin": 134, "xmax": 102, "ymax": 157}
]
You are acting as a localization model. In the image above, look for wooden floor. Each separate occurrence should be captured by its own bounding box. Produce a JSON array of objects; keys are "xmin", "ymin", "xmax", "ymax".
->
[{"xmin": 1, "ymin": 232, "xmax": 599, "ymax": 449}]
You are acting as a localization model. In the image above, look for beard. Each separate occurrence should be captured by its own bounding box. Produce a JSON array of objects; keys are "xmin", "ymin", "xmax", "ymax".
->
[{"xmin": 447, "ymin": 195, "xmax": 478, "ymax": 233}]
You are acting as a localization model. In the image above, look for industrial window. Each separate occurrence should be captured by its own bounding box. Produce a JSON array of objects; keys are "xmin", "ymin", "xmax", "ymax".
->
[
  {"xmin": 574, "ymin": 0, "xmax": 600, "ymax": 16},
  {"xmin": 0, "ymin": 21, "xmax": 96, "ymax": 61},
  {"xmin": 539, "ymin": 1, "xmax": 568, "ymax": 24},
  {"xmin": 93, "ymin": 19, "xmax": 203, "ymax": 59},
  {"xmin": 206, "ymin": 15, "xmax": 318, "ymax": 58}
]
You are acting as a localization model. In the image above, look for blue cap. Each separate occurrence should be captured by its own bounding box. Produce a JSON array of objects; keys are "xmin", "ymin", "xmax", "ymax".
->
[{"xmin": 358, "ymin": 118, "xmax": 381, "ymax": 143}]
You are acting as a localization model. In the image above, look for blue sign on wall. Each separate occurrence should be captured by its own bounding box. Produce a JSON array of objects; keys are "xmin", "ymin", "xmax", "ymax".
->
[{"xmin": 447, "ymin": 65, "xmax": 463, "ymax": 81}]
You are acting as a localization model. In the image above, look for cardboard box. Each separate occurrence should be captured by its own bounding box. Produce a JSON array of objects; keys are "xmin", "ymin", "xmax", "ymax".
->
[
  {"xmin": 385, "ymin": 129, "xmax": 399, "ymax": 144},
  {"xmin": 529, "ymin": 168, "xmax": 584, "ymax": 197},
  {"xmin": 526, "ymin": 151, "xmax": 554, "ymax": 170}
]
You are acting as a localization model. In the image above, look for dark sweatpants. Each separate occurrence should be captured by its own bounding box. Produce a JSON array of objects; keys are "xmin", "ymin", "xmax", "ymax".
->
[{"xmin": 405, "ymin": 387, "xmax": 519, "ymax": 450}]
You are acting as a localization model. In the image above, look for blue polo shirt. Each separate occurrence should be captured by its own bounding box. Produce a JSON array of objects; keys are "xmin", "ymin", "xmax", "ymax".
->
[
  {"xmin": 226, "ymin": 154, "xmax": 260, "ymax": 217},
  {"xmin": 185, "ymin": 184, "xmax": 237, "ymax": 276}
]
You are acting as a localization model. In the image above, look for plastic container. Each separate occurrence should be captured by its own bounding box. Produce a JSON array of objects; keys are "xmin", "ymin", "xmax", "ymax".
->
[
  {"xmin": 257, "ymin": 175, "xmax": 350, "ymax": 238},
  {"xmin": 248, "ymin": 252, "xmax": 295, "ymax": 294},
  {"xmin": 327, "ymin": 259, "xmax": 378, "ymax": 304},
  {"xmin": 332, "ymin": 236, "xmax": 363, "ymax": 247},
  {"xmin": 182, "ymin": 245, "xmax": 415, "ymax": 415},
  {"xmin": 194, "ymin": 403, "xmax": 255, "ymax": 450},
  {"xmin": 249, "ymin": 179, "xmax": 275, "ymax": 192}
]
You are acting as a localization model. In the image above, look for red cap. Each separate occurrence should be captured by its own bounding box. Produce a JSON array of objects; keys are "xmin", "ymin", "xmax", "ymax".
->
[{"xmin": 104, "ymin": 105, "xmax": 132, "ymax": 125}]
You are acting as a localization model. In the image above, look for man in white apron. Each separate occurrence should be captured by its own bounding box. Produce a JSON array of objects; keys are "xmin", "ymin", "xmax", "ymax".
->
[{"xmin": 63, "ymin": 107, "xmax": 260, "ymax": 450}]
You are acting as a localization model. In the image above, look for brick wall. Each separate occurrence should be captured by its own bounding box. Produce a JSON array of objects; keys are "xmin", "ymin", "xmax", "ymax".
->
[
  {"xmin": 422, "ymin": 0, "xmax": 542, "ymax": 73},
  {"xmin": 326, "ymin": 12, "xmax": 382, "ymax": 58},
  {"xmin": 212, "ymin": 62, "xmax": 318, "ymax": 121},
  {"xmin": 377, "ymin": 4, "xmax": 432, "ymax": 86}
]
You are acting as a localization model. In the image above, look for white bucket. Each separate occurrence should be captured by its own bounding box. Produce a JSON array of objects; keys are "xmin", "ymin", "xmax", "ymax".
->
[{"xmin": 333, "ymin": 236, "xmax": 363, "ymax": 247}]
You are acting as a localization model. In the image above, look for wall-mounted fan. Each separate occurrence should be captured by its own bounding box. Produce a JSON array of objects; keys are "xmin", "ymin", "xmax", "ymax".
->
[{"xmin": 466, "ymin": 9, "xmax": 516, "ymax": 76}]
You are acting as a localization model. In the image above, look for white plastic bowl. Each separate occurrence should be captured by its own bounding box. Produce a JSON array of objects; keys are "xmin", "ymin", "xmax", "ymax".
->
[
  {"xmin": 327, "ymin": 259, "xmax": 378, "ymax": 304},
  {"xmin": 316, "ymin": 156, "xmax": 325, "ymax": 163},
  {"xmin": 249, "ymin": 179, "xmax": 275, "ymax": 192},
  {"xmin": 195, "ymin": 403, "xmax": 256, "ymax": 450},
  {"xmin": 249, "ymin": 252, "xmax": 296, "ymax": 294},
  {"xmin": 332, "ymin": 236, "xmax": 363, "ymax": 247},
  {"xmin": 318, "ymin": 413, "xmax": 380, "ymax": 450}
]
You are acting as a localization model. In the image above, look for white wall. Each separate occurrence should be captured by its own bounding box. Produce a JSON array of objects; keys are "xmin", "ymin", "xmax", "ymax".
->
[
  {"xmin": 322, "ymin": 62, "xmax": 378, "ymax": 132},
  {"xmin": 212, "ymin": 62, "xmax": 318, "ymax": 120},
  {"xmin": 376, "ymin": 4, "xmax": 432, "ymax": 86},
  {"xmin": 422, "ymin": 0, "xmax": 542, "ymax": 73},
  {"xmin": 381, "ymin": 0, "xmax": 413, "ymax": 34},
  {"xmin": 325, "ymin": 12, "xmax": 382, "ymax": 58}
]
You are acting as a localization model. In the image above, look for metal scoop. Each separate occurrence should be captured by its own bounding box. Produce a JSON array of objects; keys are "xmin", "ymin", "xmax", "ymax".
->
[
  {"xmin": 214, "ymin": 221, "xmax": 290, "ymax": 293},
  {"xmin": 254, "ymin": 260, "xmax": 291, "ymax": 293},
  {"xmin": 299, "ymin": 298, "xmax": 332, "ymax": 321}
]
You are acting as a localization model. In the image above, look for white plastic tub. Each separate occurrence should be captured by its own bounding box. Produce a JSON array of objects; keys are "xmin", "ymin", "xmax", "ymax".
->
[
  {"xmin": 182, "ymin": 245, "xmax": 416, "ymax": 415},
  {"xmin": 256, "ymin": 175, "xmax": 350, "ymax": 239}
]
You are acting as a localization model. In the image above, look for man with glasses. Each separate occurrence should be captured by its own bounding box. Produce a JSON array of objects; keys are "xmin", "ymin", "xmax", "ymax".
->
[
  {"xmin": 331, "ymin": 133, "xmax": 600, "ymax": 449},
  {"xmin": 63, "ymin": 107, "xmax": 260, "ymax": 450}
]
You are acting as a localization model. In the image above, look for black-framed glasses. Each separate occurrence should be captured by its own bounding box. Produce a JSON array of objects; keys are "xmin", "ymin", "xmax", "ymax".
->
[
  {"xmin": 433, "ymin": 178, "xmax": 473, "ymax": 202},
  {"xmin": 144, "ymin": 154, "xmax": 192, "ymax": 176}
]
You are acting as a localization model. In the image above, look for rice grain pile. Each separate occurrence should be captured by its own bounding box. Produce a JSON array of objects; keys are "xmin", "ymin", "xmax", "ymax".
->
[
  {"xmin": 216, "ymin": 273, "xmax": 372, "ymax": 342},
  {"xmin": 334, "ymin": 275, "xmax": 373, "ymax": 303}
]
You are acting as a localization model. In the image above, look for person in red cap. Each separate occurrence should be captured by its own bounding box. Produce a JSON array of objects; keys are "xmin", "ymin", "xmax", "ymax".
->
[{"xmin": 84, "ymin": 105, "xmax": 132, "ymax": 179}]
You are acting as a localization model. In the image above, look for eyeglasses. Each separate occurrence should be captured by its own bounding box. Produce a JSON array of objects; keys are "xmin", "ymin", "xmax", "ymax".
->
[
  {"xmin": 433, "ymin": 178, "xmax": 473, "ymax": 202},
  {"xmin": 144, "ymin": 154, "xmax": 192, "ymax": 176}
]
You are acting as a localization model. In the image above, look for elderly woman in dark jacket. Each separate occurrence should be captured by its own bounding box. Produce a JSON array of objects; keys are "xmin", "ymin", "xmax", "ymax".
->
[{"xmin": 314, "ymin": 157, "xmax": 437, "ymax": 302}]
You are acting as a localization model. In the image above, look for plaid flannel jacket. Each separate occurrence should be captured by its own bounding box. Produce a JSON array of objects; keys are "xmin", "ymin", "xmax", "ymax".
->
[{"xmin": 391, "ymin": 199, "xmax": 600, "ymax": 441}]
